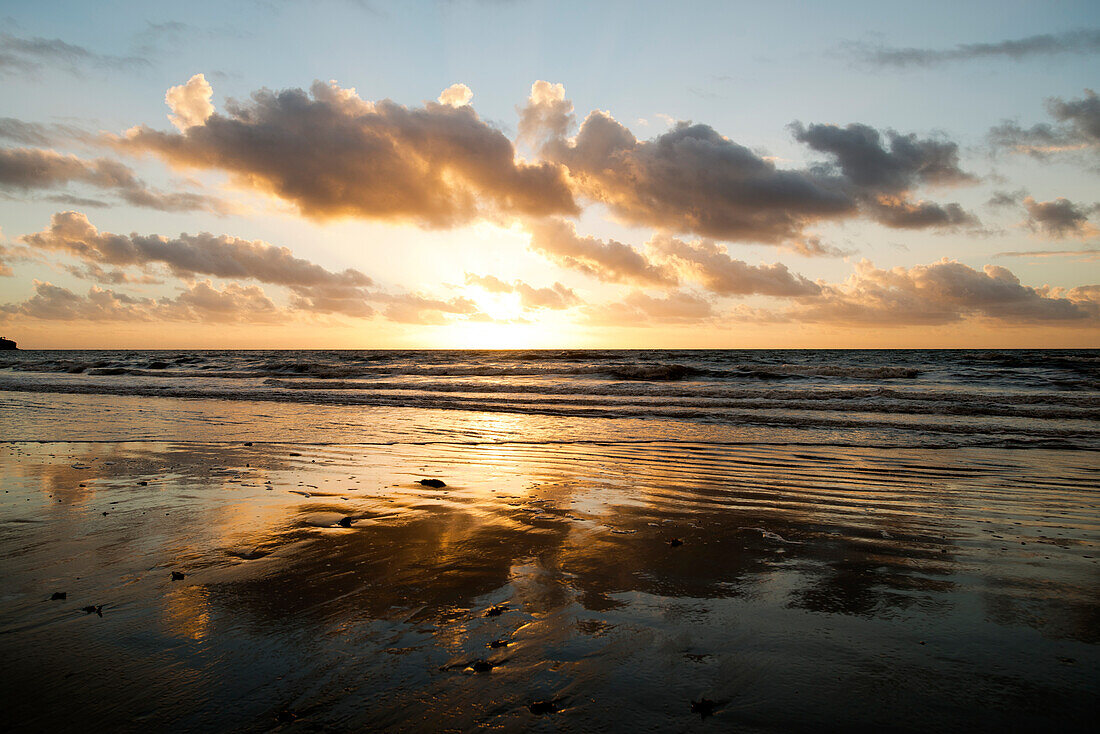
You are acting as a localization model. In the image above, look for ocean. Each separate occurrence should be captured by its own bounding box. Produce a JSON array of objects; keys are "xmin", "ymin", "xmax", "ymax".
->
[
  {"xmin": 0, "ymin": 350, "xmax": 1097, "ymax": 731},
  {"xmin": 1, "ymin": 348, "xmax": 1098, "ymax": 447}
]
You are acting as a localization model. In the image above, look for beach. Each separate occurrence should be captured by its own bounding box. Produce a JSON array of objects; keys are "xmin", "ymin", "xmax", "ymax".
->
[{"xmin": 1, "ymin": 350, "xmax": 1097, "ymax": 731}]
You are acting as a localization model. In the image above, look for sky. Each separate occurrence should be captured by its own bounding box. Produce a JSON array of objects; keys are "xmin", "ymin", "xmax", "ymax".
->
[{"xmin": 0, "ymin": 0, "xmax": 1098, "ymax": 349}]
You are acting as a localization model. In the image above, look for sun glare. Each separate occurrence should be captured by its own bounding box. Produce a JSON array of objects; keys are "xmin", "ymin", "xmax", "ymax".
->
[{"xmin": 440, "ymin": 317, "xmax": 560, "ymax": 349}]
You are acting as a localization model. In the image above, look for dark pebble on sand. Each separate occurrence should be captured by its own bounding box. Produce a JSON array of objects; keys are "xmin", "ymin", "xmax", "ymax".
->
[
  {"xmin": 244, "ymin": 442, "xmax": 253, "ymax": 446},
  {"xmin": 51, "ymin": 592, "xmax": 66, "ymax": 600},
  {"xmin": 138, "ymin": 481, "xmax": 148, "ymax": 486},
  {"xmin": 275, "ymin": 710, "xmax": 297, "ymax": 723},
  {"xmin": 418, "ymin": 478, "xmax": 447, "ymax": 488},
  {"xmin": 470, "ymin": 659, "xmax": 493, "ymax": 673},
  {"xmin": 488, "ymin": 639, "xmax": 509, "ymax": 648},
  {"xmin": 81, "ymin": 605, "xmax": 103, "ymax": 617},
  {"xmin": 691, "ymin": 698, "xmax": 717, "ymax": 717},
  {"xmin": 668, "ymin": 538, "xmax": 684, "ymax": 547},
  {"xmin": 528, "ymin": 700, "xmax": 559, "ymax": 715},
  {"xmin": 485, "ymin": 604, "xmax": 508, "ymax": 617},
  {"xmin": 171, "ymin": 571, "xmax": 185, "ymax": 581},
  {"xmin": 337, "ymin": 516, "xmax": 353, "ymax": 528}
]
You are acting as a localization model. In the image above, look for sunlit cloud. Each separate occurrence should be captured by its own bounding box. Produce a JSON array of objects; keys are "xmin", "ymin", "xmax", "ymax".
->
[
  {"xmin": 526, "ymin": 218, "xmax": 677, "ymax": 286},
  {"xmin": 0, "ymin": 147, "xmax": 229, "ymax": 212},
  {"xmin": 647, "ymin": 234, "xmax": 821, "ymax": 296},
  {"xmin": 437, "ymin": 83, "xmax": 473, "ymax": 108},
  {"xmin": 113, "ymin": 78, "xmax": 578, "ymax": 226},
  {"xmin": 165, "ymin": 73, "xmax": 215, "ymax": 131},
  {"xmin": 785, "ymin": 259, "xmax": 1100, "ymax": 325},
  {"xmin": 464, "ymin": 272, "xmax": 581, "ymax": 310},
  {"xmin": 0, "ymin": 279, "xmax": 281, "ymax": 323},
  {"xmin": 995, "ymin": 248, "xmax": 1100, "ymax": 262},
  {"xmin": 585, "ymin": 290, "xmax": 715, "ymax": 326}
]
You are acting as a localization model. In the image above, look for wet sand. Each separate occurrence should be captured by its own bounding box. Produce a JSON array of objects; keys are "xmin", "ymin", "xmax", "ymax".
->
[{"xmin": 1, "ymin": 439, "xmax": 1097, "ymax": 732}]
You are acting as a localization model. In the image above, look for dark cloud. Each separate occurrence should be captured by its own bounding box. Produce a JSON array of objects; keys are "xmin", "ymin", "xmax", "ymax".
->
[
  {"xmin": 1022, "ymin": 197, "xmax": 1098, "ymax": 239},
  {"xmin": 862, "ymin": 198, "xmax": 979, "ymax": 229},
  {"xmin": 787, "ymin": 259, "xmax": 1099, "ymax": 325},
  {"xmin": 45, "ymin": 194, "xmax": 111, "ymax": 208},
  {"xmin": 647, "ymin": 234, "xmax": 821, "ymax": 296},
  {"xmin": 790, "ymin": 122, "xmax": 975, "ymax": 191},
  {"xmin": 464, "ymin": 272, "xmax": 581, "ymax": 309},
  {"xmin": 0, "ymin": 117, "xmax": 87, "ymax": 146},
  {"xmin": 526, "ymin": 218, "xmax": 678, "ymax": 286},
  {"xmin": 986, "ymin": 190, "xmax": 1026, "ymax": 209},
  {"xmin": 790, "ymin": 122, "xmax": 978, "ymax": 229},
  {"xmin": 989, "ymin": 89, "xmax": 1100, "ymax": 159},
  {"xmin": 0, "ymin": 147, "xmax": 228, "ymax": 213},
  {"xmin": 114, "ymin": 79, "xmax": 577, "ymax": 227},
  {"xmin": 0, "ymin": 279, "xmax": 279, "ymax": 323},
  {"xmin": 520, "ymin": 83, "xmax": 976, "ymax": 249},
  {"xmin": 0, "ymin": 32, "xmax": 148, "ymax": 76},
  {"xmin": 845, "ymin": 29, "xmax": 1100, "ymax": 68}
]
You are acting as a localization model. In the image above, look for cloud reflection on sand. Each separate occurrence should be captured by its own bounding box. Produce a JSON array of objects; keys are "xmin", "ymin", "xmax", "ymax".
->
[{"xmin": 0, "ymin": 439, "xmax": 1097, "ymax": 731}]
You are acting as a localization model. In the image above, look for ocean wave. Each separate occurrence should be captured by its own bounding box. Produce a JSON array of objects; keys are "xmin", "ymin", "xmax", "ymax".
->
[{"xmin": 1, "ymin": 377, "xmax": 1097, "ymax": 447}]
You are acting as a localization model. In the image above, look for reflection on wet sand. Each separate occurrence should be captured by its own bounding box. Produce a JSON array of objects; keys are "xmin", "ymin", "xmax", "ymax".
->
[{"xmin": 1, "ymin": 440, "xmax": 1097, "ymax": 731}]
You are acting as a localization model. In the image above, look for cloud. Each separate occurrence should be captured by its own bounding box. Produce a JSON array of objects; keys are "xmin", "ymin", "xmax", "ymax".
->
[
  {"xmin": 845, "ymin": 29, "xmax": 1100, "ymax": 68},
  {"xmin": 790, "ymin": 122, "xmax": 979, "ymax": 229},
  {"xmin": 464, "ymin": 272, "xmax": 580, "ymax": 309},
  {"xmin": 520, "ymin": 82, "xmax": 975, "ymax": 248},
  {"xmin": 0, "ymin": 244, "xmax": 18, "ymax": 276},
  {"xmin": 647, "ymin": 234, "xmax": 821, "ymax": 296},
  {"xmin": 517, "ymin": 80, "xmax": 573, "ymax": 147},
  {"xmin": 377, "ymin": 293, "xmax": 481, "ymax": 325},
  {"xmin": 463, "ymin": 272, "xmax": 512, "ymax": 293},
  {"xmin": 438, "ymin": 83, "xmax": 473, "ymax": 107},
  {"xmin": 994, "ymin": 248, "xmax": 1100, "ymax": 262},
  {"xmin": 114, "ymin": 79, "xmax": 577, "ymax": 227},
  {"xmin": 20, "ymin": 211, "xmax": 375, "ymax": 316},
  {"xmin": 989, "ymin": 89, "xmax": 1100, "ymax": 159},
  {"xmin": 61, "ymin": 262, "xmax": 163, "ymax": 285},
  {"xmin": 20, "ymin": 211, "xmax": 370, "ymax": 287},
  {"xmin": 166, "ymin": 73, "xmax": 215, "ymax": 131},
  {"xmin": 173, "ymin": 280, "xmax": 280, "ymax": 321},
  {"xmin": 0, "ymin": 117, "xmax": 86, "ymax": 146},
  {"xmin": 786, "ymin": 258, "xmax": 1099, "ymax": 325},
  {"xmin": 585, "ymin": 290, "xmax": 715, "ymax": 326},
  {"xmin": 526, "ymin": 218, "xmax": 677, "ymax": 286},
  {"xmin": 790, "ymin": 121, "xmax": 975, "ymax": 191},
  {"xmin": 13, "ymin": 212, "xmax": 506, "ymax": 322},
  {"xmin": 0, "ymin": 32, "xmax": 148, "ymax": 76},
  {"xmin": 1022, "ymin": 197, "xmax": 1099, "ymax": 239},
  {"xmin": 0, "ymin": 146, "xmax": 228, "ymax": 212},
  {"xmin": 0, "ymin": 279, "xmax": 280, "ymax": 323},
  {"xmin": 862, "ymin": 197, "xmax": 978, "ymax": 229}
]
